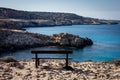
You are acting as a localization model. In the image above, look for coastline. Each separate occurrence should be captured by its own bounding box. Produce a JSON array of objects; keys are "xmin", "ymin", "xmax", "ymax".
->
[
  {"xmin": 0, "ymin": 7, "xmax": 119, "ymax": 30},
  {"xmin": 0, "ymin": 28, "xmax": 93, "ymax": 53}
]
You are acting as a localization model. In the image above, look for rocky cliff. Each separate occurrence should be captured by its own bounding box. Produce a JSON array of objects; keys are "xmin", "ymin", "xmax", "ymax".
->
[
  {"xmin": 51, "ymin": 33, "xmax": 93, "ymax": 48},
  {"xmin": 0, "ymin": 7, "xmax": 118, "ymax": 29},
  {"xmin": 0, "ymin": 29, "xmax": 93, "ymax": 52}
]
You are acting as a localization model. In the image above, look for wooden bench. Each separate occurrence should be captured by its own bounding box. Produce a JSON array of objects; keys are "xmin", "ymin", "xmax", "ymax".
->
[{"xmin": 31, "ymin": 50, "xmax": 72, "ymax": 69}]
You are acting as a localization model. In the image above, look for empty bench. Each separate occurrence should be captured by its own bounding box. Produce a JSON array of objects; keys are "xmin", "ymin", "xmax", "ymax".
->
[{"xmin": 31, "ymin": 50, "xmax": 72, "ymax": 69}]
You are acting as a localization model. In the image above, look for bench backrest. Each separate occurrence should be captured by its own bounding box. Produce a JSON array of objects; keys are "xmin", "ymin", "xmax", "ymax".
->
[{"xmin": 31, "ymin": 50, "xmax": 72, "ymax": 54}]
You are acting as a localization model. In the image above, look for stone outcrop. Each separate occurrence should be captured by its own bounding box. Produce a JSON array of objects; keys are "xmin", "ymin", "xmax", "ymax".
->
[
  {"xmin": 0, "ymin": 29, "xmax": 50, "ymax": 52},
  {"xmin": 51, "ymin": 33, "xmax": 93, "ymax": 48},
  {"xmin": 0, "ymin": 29, "xmax": 93, "ymax": 52}
]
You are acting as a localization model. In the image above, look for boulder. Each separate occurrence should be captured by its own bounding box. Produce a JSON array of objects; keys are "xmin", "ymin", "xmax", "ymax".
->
[{"xmin": 51, "ymin": 33, "xmax": 93, "ymax": 48}]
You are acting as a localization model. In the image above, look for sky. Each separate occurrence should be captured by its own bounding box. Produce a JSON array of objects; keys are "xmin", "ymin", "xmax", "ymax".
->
[{"xmin": 0, "ymin": 0, "xmax": 120, "ymax": 20}]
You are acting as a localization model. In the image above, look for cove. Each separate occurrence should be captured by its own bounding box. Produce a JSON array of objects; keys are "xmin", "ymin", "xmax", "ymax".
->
[{"xmin": 1, "ymin": 24, "xmax": 120, "ymax": 62}]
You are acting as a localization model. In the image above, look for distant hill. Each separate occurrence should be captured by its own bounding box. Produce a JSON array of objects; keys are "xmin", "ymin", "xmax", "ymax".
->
[
  {"xmin": 0, "ymin": 7, "xmax": 84, "ymax": 20},
  {"xmin": 0, "ymin": 7, "xmax": 118, "ymax": 29}
]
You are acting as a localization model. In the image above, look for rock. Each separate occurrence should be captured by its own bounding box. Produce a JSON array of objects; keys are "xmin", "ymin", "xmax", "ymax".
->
[
  {"xmin": 73, "ymin": 78, "xmax": 78, "ymax": 80},
  {"xmin": 52, "ymin": 33, "xmax": 93, "ymax": 48},
  {"xmin": 2, "ymin": 73, "xmax": 13, "ymax": 79},
  {"xmin": 85, "ymin": 60, "xmax": 93, "ymax": 62},
  {"xmin": 42, "ymin": 63, "xmax": 51, "ymax": 70},
  {"xmin": 25, "ymin": 71, "xmax": 31, "ymax": 77},
  {"xmin": 3, "ymin": 68, "xmax": 12, "ymax": 72},
  {"xmin": 7, "ymin": 75, "xmax": 13, "ymax": 79},
  {"xmin": 60, "ymin": 38, "xmax": 69, "ymax": 46},
  {"xmin": 8, "ymin": 62, "xmax": 24, "ymax": 69}
]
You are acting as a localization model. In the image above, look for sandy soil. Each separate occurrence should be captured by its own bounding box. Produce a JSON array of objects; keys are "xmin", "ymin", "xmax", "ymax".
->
[{"xmin": 0, "ymin": 59, "xmax": 120, "ymax": 80}]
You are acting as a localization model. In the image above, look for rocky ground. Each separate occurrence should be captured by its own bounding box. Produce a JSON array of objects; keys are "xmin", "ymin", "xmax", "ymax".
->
[
  {"xmin": 0, "ymin": 56, "xmax": 120, "ymax": 80},
  {"xmin": 0, "ymin": 28, "xmax": 93, "ymax": 53},
  {"xmin": 0, "ymin": 28, "xmax": 50, "ymax": 52}
]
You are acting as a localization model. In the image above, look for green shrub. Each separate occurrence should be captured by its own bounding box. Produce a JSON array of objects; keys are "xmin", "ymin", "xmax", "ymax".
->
[
  {"xmin": 110, "ymin": 60, "xmax": 120, "ymax": 66},
  {"xmin": 0, "ymin": 56, "xmax": 17, "ymax": 63}
]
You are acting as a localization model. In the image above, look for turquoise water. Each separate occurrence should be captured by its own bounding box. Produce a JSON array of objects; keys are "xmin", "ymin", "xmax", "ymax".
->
[{"xmin": 1, "ymin": 24, "xmax": 120, "ymax": 62}]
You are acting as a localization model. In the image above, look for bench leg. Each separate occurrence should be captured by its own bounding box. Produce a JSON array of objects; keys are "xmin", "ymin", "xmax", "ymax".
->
[
  {"xmin": 64, "ymin": 53, "xmax": 74, "ymax": 70},
  {"xmin": 35, "ymin": 53, "xmax": 38, "ymax": 68},
  {"xmin": 66, "ymin": 53, "xmax": 68, "ymax": 69}
]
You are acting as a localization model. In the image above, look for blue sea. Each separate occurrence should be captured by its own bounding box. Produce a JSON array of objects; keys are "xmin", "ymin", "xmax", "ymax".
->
[{"xmin": 1, "ymin": 24, "xmax": 120, "ymax": 62}]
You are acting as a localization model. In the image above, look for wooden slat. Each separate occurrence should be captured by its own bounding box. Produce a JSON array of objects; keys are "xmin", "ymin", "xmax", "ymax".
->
[
  {"xmin": 32, "ymin": 58, "xmax": 72, "ymax": 59},
  {"xmin": 31, "ymin": 50, "xmax": 72, "ymax": 54}
]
